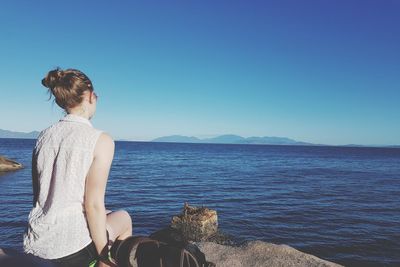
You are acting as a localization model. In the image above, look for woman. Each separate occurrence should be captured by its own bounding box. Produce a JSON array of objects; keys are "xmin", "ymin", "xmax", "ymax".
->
[{"xmin": 23, "ymin": 68, "xmax": 132, "ymax": 267}]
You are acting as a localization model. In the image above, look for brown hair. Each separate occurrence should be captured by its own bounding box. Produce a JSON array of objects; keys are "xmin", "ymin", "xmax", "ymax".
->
[{"xmin": 42, "ymin": 67, "xmax": 94, "ymax": 110}]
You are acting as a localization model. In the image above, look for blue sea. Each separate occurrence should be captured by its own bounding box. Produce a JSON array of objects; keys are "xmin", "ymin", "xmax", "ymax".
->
[{"xmin": 0, "ymin": 138, "xmax": 399, "ymax": 266}]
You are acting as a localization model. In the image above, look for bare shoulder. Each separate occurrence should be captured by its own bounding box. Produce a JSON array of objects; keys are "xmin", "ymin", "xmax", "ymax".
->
[
  {"xmin": 94, "ymin": 132, "xmax": 115, "ymax": 156},
  {"xmin": 98, "ymin": 132, "xmax": 114, "ymax": 145}
]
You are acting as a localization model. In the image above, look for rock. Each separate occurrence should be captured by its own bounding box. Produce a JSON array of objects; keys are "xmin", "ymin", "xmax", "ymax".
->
[
  {"xmin": 0, "ymin": 156, "xmax": 23, "ymax": 172},
  {"xmin": 171, "ymin": 203, "xmax": 218, "ymax": 241},
  {"xmin": 196, "ymin": 241, "xmax": 343, "ymax": 267},
  {"xmin": 0, "ymin": 241, "xmax": 342, "ymax": 267}
]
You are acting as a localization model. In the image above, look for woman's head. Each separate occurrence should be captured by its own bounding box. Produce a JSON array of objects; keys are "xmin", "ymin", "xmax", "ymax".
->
[{"xmin": 42, "ymin": 68, "xmax": 97, "ymax": 118}]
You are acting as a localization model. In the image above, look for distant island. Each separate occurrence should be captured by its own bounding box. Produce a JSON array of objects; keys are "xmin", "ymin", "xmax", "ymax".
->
[
  {"xmin": 152, "ymin": 134, "xmax": 313, "ymax": 146},
  {"xmin": 0, "ymin": 129, "xmax": 39, "ymax": 139}
]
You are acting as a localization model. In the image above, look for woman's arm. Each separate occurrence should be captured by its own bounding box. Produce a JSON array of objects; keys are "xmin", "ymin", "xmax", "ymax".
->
[
  {"xmin": 84, "ymin": 133, "xmax": 115, "ymax": 260},
  {"xmin": 32, "ymin": 150, "xmax": 39, "ymax": 207}
]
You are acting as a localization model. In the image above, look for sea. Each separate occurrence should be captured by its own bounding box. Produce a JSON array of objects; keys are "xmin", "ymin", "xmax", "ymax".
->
[{"xmin": 0, "ymin": 138, "xmax": 399, "ymax": 266}]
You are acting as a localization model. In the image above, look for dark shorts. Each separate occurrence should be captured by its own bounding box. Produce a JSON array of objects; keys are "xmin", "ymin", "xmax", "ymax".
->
[{"xmin": 50, "ymin": 241, "xmax": 97, "ymax": 267}]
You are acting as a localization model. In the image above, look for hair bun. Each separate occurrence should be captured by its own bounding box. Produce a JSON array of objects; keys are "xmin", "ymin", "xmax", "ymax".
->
[
  {"xmin": 41, "ymin": 68, "xmax": 65, "ymax": 89},
  {"xmin": 41, "ymin": 67, "xmax": 93, "ymax": 110}
]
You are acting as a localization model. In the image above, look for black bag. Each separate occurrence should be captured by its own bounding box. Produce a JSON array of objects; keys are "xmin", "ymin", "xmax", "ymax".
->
[
  {"xmin": 149, "ymin": 227, "xmax": 214, "ymax": 267},
  {"xmin": 114, "ymin": 233, "xmax": 215, "ymax": 267}
]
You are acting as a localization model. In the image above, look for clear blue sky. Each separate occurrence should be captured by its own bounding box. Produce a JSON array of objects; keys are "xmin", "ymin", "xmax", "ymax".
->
[{"xmin": 0, "ymin": 0, "xmax": 399, "ymax": 145}]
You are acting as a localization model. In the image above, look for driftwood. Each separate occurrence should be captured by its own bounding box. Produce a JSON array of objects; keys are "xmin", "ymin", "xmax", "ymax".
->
[{"xmin": 171, "ymin": 203, "xmax": 218, "ymax": 242}]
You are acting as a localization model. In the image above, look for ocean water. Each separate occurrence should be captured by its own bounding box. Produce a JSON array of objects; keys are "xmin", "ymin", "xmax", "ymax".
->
[{"xmin": 0, "ymin": 138, "xmax": 399, "ymax": 266}]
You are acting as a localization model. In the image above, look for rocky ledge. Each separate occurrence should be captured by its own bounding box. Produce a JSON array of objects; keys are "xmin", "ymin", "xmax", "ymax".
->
[
  {"xmin": 0, "ymin": 156, "xmax": 23, "ymax": 172},
  {"xmin": 1, "ymin": 242, "xmax": 342, "ymax": 267},
  {"xmin": 197, "ymin": 241, "xmax": 342, "ymax": 267}
]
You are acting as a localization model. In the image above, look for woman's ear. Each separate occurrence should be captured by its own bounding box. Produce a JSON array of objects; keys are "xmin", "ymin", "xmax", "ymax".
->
[{"xmin": 88, "ymin": 91, "xmax": 95, "ymax": 104}]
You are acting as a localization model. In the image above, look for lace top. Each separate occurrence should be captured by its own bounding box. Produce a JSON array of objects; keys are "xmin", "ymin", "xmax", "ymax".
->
[{"xmin": 23, "ymin": 114, "xmax": 103, "ymax": 259}]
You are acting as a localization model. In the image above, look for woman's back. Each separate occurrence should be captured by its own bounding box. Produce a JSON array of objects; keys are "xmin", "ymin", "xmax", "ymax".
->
[
  {"xmin": 23, "ymin": 114, "xmax": 102, "ymax": 259},
  {"xmin": 23, "ymin": 67, "xmax": 132, "ymax": 267}
]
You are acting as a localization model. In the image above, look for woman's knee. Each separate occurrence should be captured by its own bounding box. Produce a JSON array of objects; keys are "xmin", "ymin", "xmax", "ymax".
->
[
  {"xmin": 116, "ymin": 209, "xmax": 132, "ymax": 229},
  {"xmin": 106, "ymin": 210, "xmax": 132, "ymax": 238},
  {"xmin": 120, "ymin": 209, "xmax": 132, "ymax": 222}
]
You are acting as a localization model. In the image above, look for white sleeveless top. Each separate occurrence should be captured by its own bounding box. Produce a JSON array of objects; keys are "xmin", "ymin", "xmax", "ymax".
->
[{"xmin": 23, "ymin": 114, "xmax": 103, "ymax": 259}]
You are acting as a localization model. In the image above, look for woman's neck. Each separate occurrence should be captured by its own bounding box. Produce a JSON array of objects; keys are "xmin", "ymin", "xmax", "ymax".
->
[{"xmin": 67, "ymin": 106, "xmax": 92, "ymax": 120}]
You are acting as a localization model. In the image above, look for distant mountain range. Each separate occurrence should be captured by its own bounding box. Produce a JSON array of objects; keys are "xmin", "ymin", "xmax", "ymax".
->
[
  {"xmin": 1, "ymin": 129, "xmax": 398, "ymax": 148},
  {"xmin": 152, "ymin": 134, "xmax": 312, "ymax": 145},
  {"xmin": 0, "ymin": 129, "xmax": 40, "ymax": 139}
]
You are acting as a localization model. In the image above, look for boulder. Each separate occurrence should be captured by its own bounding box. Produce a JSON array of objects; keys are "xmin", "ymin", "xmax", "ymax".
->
[
  {"xmin": 0, "ymin": 156, "xmax": 23, "ymax": 172},
  {"xmin": 197, "ymin": 241, "xmax": 343, "ymax": 267},
  {"xmin": 118, "ymin": 239, "xmax": 342, "ymax": 267}
]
